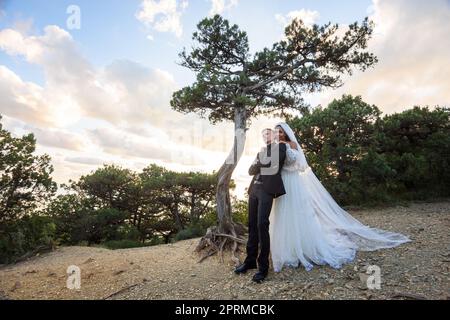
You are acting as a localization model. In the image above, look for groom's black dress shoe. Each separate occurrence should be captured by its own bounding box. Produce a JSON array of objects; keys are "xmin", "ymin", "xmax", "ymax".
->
[
  {"xmin": 234, "ymin": 262, "xmax": 257, "ymax": 274},
  {"xmin": 252, "ymin": 271, "xmax": 268, "ymax": 283}
]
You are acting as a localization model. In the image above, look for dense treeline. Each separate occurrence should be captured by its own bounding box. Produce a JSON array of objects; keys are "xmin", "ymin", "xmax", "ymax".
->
[
  {"xmin": 1, "ymin": 95, "xmax": 449, "ymax": 263},
  {"xmin": 46, "ymin": 164, "xmax": 224, "ymax": 247},
  {"xmin": 0, "ymin": 116, "xmax": 246, "ymax": 263},
  {"xmin": 288, "ymin": 95, "xmax": 450, "ymax": 205},
  {"xmin": 0, "ymin": 118, "xmax": 56, "ymax": 263}
]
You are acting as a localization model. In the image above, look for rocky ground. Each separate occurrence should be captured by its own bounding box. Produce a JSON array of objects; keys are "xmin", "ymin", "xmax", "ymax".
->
[{"xmin": 0, "ymin": 201, "xmax": 449, "ymax": 300}]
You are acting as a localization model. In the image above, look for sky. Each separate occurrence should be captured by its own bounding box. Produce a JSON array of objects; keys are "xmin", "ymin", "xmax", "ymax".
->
[{"xmin": 0, "ymin": 0, "xmax": 449, "ymax": 198}]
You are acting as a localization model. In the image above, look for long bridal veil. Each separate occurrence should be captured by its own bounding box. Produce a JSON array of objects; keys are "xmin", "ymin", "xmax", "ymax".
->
[{"xmin": 270, "ymin": 122, "xmax": 410, "ymax": 271}]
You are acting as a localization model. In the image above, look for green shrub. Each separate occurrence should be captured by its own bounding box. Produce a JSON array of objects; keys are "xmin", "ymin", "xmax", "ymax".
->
[
  {"xmin": 147, "ymin": 236, "xmax": 165, "ymax": 246},
  {"xmin": 70, "ymin": 208, "xmax": 127, "ymax": 245},
  {"xmin": 102, "ymin": 239, "xmax": 147, "ymax": 250},
  {"xmin": 173, "ymin": 224, "xmax": 205, "ymax": 241},
  {"xmin": 117, "ymin": 224, "xmax": 141, "ymax": 241},
  {"xmin": 0, "ymin": 215, "xmax": 56, "ymax": 264},
  {"xmin": 102, "ymin": 235, "xmax": 165, "ymax": 249},
  {"xmin": 288, "ymin": 97, "xmax": 450, "ymax": 206},
  {"xmin": 232, "ymin": 199, "xmax": 248, "ymax": 226}
]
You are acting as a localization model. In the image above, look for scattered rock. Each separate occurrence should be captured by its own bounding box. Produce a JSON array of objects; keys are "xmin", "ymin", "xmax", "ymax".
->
[
  {"xmin": 23, "ymin": 270, "xmax": 37, "ymax": 275},
  {"xmin": 0, "ymin": 290, "xmax": 9, "ymax": 300},
  {"xmin": 113, "ymin": 270, "xmax": 126, "ymax": 276},
  {"xmin": 359, "ymin": 272, "xmax": 370, "ymax": 286},
  {"xmin": 1, "ymin": 201, "xmax": 449, "ymax": 300},
  {"xmin": 83, "ymin": 258, "xmax": 95, "ymax": 264},
  {"xmin": 390, "ymin": 292, "xmax": 428, "ymax": 300},
  {"xmin": 358, "ymin": 284, "xmax": 368, "ymax": 291},
  {"xmin": 303, "ymin": 282, "xmax": 313, "ymax": 290},
  {"xmin": 344, "ymin": 273, "xmax": 354, "ymax": 280},
  {"xmin": 10, "ymin": 281, "xmax": 21, "ymax": 292}
]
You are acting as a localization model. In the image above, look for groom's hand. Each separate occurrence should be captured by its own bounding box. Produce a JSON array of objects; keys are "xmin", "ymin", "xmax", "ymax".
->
[
  {"xmin": 249, "ymin": 146, "xmax": 273, "ymax": 176},
  {"xmin": 249, "ymin": 148, "xmax": 264, "ymax": 176},
  {"xmin": 248, "ymin": 156, "xmax": 261, "ymax": 176}
]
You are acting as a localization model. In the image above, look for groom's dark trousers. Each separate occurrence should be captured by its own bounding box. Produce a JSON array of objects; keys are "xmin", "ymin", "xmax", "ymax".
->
[
  {"xmin": 244, "ymin": 143, "xmax": 287, "ymax": 273},
  {"xmin": 245, "ymin": 183, "xmax": 274, "ymax": 273}
]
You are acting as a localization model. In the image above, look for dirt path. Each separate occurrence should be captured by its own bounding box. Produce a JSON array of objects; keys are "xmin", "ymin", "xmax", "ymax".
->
[{"xmin": 1, "ymin": 201, "xmax": 449, "ymax": 300}]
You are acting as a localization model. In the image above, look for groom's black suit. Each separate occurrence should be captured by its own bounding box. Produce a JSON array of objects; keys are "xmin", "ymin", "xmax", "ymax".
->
[{"xmin": 245, "ymin": 142, "xmax": 287, "ymax": 274}]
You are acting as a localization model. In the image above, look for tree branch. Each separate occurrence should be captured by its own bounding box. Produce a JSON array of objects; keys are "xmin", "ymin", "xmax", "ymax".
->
[{"xmin": 246, "ymin": 59, "xmax": 313, "ymax": 92}]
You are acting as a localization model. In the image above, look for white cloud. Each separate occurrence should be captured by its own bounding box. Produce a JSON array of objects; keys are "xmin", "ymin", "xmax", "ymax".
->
[
  {"xmin": 87, "ymin": 126, "xmax": 173, "ymax": 161},
  {"xmin": 136, "ymin": 0, "xmax": 188, "ymax": 38},
  {"xmin": 0, "ymin": 24, "xmax": 198, "ymax": 186},
  {"xmin": 209, "ymin": 0, "xmax": 239, "ymax": 16},
  {"xmin": 0, "ymin": 23, "xmax": 253, "ymax": 191},
  {"xmin": 311, "ymin": 0, "xmax": 450, "ymax": 114},
  {"xmin": 0, "ymin": 26, "xmax": 95, "ymax": 127},
  {"xmin": 5, "ymin": 1, "xmax": 448, "ymax": 198},
  {"xmin": 0, "ymin": 115, "xmax": 88, "ymax": 152},
  {"xmin": 275, "ymin": 9, "xmax": 320, "ymax": 28},
  {"xmin": 64, "ymin": 156, "xmax": 105, "ymax": 166},
  {"xmin": 0, "ymin": 66, "xmax": 52, "ymax": 126},
  {"xmin": 31, "ymin": 128, "xmax": 87, "ymax": 151},
  {"xmin": 0, "ymin": 26, "xmax": 181, "ymax": 129},
  {"xmin": 0, "ymin": 18, "xmax": 292, "ymax": 199}
]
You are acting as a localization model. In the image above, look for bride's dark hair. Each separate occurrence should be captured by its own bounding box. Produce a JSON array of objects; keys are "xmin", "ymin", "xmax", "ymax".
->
[{"xmin": 275, "ymin": 125, "xmax": 291, "ymax": 142}]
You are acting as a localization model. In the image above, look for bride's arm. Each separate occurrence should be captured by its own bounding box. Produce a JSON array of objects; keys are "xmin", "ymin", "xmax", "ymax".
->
[
  {"xmin": 284, "ymin": 143, "xmax": 298, "ymax": 165},
  {"xmin": 284, "ymin": 142, "xmax": 309, "ymax": 171},
  {"xmin": 287, "ymin": 141, "xmax": 298, "ymax": 150}
]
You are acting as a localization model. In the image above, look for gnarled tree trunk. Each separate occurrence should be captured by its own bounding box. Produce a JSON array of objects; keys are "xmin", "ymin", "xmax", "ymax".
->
[
  {"xmin": 196, "ymin": 104, "xmax": 248, "ymax": 265},
  {"xmin": 217, "ymin": 105, "xmax": 246, "ymax": 233}
]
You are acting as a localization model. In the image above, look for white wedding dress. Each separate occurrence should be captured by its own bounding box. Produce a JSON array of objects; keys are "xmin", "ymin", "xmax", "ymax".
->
[{"xmin": 269, "ymin": 122, "xmax": 411, "ymax": 272}]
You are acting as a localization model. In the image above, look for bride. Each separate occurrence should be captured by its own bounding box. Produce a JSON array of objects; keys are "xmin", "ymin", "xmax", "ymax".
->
[{"xmin": 269, "ymin": 122, "xmax": 410, "ymax": 272}]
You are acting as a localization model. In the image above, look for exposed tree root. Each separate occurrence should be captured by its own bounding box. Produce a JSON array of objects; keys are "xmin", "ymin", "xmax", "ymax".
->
[
  {"xmin": 219, "ymin": 238, "xmax": 227, "ymax": 263},
  {"xmin": 198, "ymin": 248, "xmax": 218, "ymax": 263},
  {"xmin": 195, "ymin": 223, "xmax": 247, "ymax": 266},
  {"xmin": 215, "ymin": 233, "xmax": 247, "ymax": 244}
]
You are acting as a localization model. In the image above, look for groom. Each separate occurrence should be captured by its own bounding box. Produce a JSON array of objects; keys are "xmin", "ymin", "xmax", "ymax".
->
[{"xmin": 235, "ymin": 128, "xmax": 287, "ymax": 283}]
